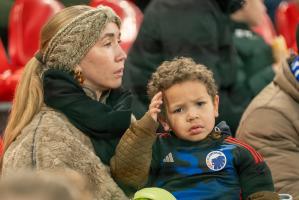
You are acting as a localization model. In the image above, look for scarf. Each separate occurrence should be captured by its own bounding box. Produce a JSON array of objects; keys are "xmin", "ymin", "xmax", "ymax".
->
[{"xmin": 43, "ymin": 68, "xmax": 132, "ymax": 164}]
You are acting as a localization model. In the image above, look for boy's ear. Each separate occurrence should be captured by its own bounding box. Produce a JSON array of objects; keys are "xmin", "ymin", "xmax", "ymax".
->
[
  {"xmin": 214, "ymin": 95, "xmax": 220, "ymax": 117},
  {"xmin": 158, "ymin": 116, "xmax": 171, "ymax": 132},
  {"xmin": 75, "ymin": 65, "xmax": 82, "ymax": 71}
]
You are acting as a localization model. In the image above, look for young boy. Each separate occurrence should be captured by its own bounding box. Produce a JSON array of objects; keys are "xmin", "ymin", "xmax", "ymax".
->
[{"xmin": 111, "ymin": 57, "xmax": 279, "ymax": 200}]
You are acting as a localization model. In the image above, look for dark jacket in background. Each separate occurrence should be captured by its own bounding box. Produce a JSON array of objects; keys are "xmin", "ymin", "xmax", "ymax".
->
[
  {"xmin": 232, "ymin": 23, "xmax": 275, "ymax": 95},
  {"xmin": 0, "ymin": 0, "xmax": 14, "ymax": 49}
]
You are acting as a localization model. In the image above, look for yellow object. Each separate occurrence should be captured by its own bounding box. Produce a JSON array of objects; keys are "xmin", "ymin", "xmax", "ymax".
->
[
  {"xmin": 133, "ymin": 187, "xmax": 176, "ymax": 200},
  {"xmin": 272, "ymin": 35, "xmax": 289, "ymax": 63}
]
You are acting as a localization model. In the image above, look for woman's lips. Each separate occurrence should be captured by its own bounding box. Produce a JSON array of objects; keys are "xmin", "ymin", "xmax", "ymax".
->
[{"xmin": 114, "ymin": 68, "xmax": 124, "ymax": 77}]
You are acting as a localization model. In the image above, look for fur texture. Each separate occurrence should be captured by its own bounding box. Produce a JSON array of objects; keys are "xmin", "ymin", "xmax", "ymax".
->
[{"xmin": 2, "ymin": 106, "xmax": 128, "ymax": 200}]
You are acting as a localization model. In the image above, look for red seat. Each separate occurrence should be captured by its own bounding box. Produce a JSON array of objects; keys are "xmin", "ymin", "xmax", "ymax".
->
[
  {"xmin": 0, "ymin": 38, "xmax": 12, "ymax": 74},
  {"xmin": 0, "ymin": 38, "xmax": 8, "ymax": 69},
  {"xmin": 0, "ymin": 0, "xmax": 64, "ymax": 102},
  {"xmin": 0, "ymin": 136, "xmax": 3, "ymax": 157},
  {"xmin": 0, "ymin": 68, "xmax": 23, "ymax": 101},
  {"xmin": 90, "ymin": 0, "xmax": 143, "ymax": 53},
  {"xmin": 0, "ymin": 38, "xmax": 16, "ymax": 101},
  {"xmin": 275, "ymin": 1, "xmax": 299, "ymax": 53},
  {"xmin": 8, "ymin": 0, "xmax": 64, "ymax": 67},
  {"xmin": 251, "ymin": 13, "xmax": 277, "ymax": 45}
]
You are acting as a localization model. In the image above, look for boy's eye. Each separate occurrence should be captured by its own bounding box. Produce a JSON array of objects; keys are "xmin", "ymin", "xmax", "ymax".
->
[
  {"xmin": 196, "ymin": 101, "xmax": 205, "ymax": 106},
  {"xmin": 173, "ymin": 107, "xmax": 183, "ymax": 113}
]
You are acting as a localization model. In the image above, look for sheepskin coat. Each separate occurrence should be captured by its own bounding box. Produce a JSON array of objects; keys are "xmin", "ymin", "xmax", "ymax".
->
[{"xmin": 2, "ymin": 106, "xmax": 128, "ymax": 200}]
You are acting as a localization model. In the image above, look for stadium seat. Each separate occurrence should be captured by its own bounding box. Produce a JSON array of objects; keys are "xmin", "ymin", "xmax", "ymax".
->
[
  {"xmin": 0, "ymin": 68, "xmax": 23, "ymax": 101},
  {"xmin": 8, "ymin": 0, "xmax": 64, "ymax": 67},
  {"xmin": 0, "ymin": 39, "xmax": 11, "ymax": 73},
  {"xmin": 0, "ymin": 38, "xmax": 14, "ymax": 101},
  {"xmin": 90, "ymin": 0, "xmax": 143, "ymax": 53},
  {"xmin": 0, "ymin": 0, "xmax": 64, "ymax": 102},
  {"xmin": 275, "ymin": 1, "xmax": 299, "ymax": 53},
  {"xmin": 0, "ymin": 136, "xmax": 3, "ymax": 156}
]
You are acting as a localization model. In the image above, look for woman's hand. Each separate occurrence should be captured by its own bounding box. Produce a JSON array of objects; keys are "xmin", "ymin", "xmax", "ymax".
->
[{"xmin": 149, "ymin": 92, "xmax": 163, "ymax": 122}]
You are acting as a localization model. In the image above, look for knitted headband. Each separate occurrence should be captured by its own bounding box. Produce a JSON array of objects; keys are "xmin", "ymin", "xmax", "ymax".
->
[{"xmin": 41, "ymin": 6, "xmax": 121, "ymax": 71}]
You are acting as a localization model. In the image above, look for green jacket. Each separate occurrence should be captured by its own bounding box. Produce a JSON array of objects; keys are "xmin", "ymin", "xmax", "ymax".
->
[{"xmin": 233, "ymin": 23, "xmax": 275, "ymax": 95}]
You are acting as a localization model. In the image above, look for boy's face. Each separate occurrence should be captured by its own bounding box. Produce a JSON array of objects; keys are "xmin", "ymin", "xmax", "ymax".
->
[{"xmin": 160, "ymin": 80, "xmax": 219, "ymax": 142}]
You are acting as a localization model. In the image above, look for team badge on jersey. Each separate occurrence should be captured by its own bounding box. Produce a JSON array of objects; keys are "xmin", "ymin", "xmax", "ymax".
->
[{"xmin": 206, "ymin": 151, "xmax": 227, "ymax": 171}]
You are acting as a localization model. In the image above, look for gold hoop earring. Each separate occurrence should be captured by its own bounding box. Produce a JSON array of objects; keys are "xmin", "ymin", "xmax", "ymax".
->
[{"xmin": 74, "ymin": 69, "xmax": 85, "ymax": 85}]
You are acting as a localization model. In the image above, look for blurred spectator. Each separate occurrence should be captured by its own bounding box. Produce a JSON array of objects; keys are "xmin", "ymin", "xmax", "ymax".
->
[
  {"xmin": 59, "ymin": 0, "xmax": 89, "ymax": 6},
  {"xmin": 132, "ymin": 0, "xmax": 151, "ymax": 12},
  {"xmin": 0, "ymin": 170, "xmax": 93, "ymax": 200},
  {"xmin": 236, "ymin": 26, "xmax": 299, "ymax": 199},
  {"xmin": 0, "ymin": 109, "xmax": 9, "ymax": 135},
  {"xmin": 0, "ymin": 0, "xmax": 14, "ymax": 50},
  {"xmin": 230, "ymin": 0, "xmax": 286, "ymax": 95},
  {"xmin": 264, "ymin": 0, "xmax": 283, "ymax": 24}
]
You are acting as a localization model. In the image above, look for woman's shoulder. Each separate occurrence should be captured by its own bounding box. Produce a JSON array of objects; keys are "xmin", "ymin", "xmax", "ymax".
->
[
  {"xmin": 38, "ymin": 106, "xmax": 71, "ymax": 127},
  {"xmin": 2, "ymin": 106, "xmax": 95, "ymax": 172},
  {"xmin": 9, "ymin": 106, "xmax": 93, "ymax": 155},
  {"xmin": 35, "ymin": 106, "xmax": 93, "ymax": 147}
]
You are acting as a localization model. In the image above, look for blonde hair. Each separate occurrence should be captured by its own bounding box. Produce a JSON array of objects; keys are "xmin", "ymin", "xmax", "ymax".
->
[{"xmin": 0, "ymin": 5, "xmax": 120, "ymax": 170}]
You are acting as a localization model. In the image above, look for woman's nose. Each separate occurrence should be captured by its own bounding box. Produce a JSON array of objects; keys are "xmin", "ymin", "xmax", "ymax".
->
[{"xmin": 116, "ymin": 44, "xmax": 127, "ymax": 61}]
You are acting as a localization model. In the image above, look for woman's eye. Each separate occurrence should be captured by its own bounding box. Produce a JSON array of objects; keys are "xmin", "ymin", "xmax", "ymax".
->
[{"xmin": 104, "ymin": 42, "xmax": 112, "ymax": 46}]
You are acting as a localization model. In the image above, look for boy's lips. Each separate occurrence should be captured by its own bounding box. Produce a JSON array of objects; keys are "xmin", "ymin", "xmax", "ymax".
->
[{"xmin": 189, "ymin": 125, "xmax": 204, "ymax": 135}]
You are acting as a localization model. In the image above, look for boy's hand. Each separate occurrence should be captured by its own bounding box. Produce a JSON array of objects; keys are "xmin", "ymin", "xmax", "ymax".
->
[{"xmin": 149, "ymin": 92, "xmax": 163, "ymax": 122}]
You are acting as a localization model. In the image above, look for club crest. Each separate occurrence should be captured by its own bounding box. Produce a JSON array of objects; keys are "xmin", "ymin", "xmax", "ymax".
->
[{"xmin": 206, "ymin": 151, "xmax": 227, "ymax": 171}]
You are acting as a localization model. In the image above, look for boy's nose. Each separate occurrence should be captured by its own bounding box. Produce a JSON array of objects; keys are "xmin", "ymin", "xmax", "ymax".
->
[{"xmin": 187, "ymin": 112, "xmax": 199, "ymax": 122}]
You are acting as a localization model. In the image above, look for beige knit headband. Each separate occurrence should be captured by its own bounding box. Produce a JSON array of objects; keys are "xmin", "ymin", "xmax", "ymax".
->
[{"xmin": 42, "ymin": 6, "xmax": 121, "ymax": 71}]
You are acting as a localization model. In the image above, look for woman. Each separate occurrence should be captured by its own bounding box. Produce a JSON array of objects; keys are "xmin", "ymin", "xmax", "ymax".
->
[{"xmin": 0, "ymin": 5, "xmax": 131, "ymax": 200}]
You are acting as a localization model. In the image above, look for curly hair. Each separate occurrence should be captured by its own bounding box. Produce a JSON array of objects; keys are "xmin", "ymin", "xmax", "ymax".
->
[{"xmin": 147, "ymin": 57, "xmax": 218, "ymax": 101}]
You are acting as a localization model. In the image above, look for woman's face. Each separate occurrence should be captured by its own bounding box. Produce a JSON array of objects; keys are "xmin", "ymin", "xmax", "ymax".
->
[{"xmin": 79, "ymin": 22, "xmax": 127, "ymax": 92}]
